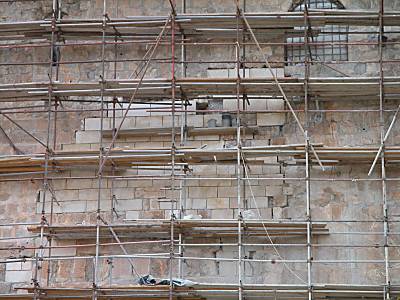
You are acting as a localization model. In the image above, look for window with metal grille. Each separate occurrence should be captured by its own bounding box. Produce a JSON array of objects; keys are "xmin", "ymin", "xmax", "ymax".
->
[{"xmin": 286, "ymin": 0, "xmax": 348, "ymax": 64}]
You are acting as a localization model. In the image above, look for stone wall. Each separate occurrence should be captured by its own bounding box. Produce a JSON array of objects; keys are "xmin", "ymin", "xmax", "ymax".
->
[{"xmin": 0, "ymin": 0, "xmax": 399, "ymax": 295}]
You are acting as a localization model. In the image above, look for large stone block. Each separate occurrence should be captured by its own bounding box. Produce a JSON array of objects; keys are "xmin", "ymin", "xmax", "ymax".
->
[
  {"xmin": 217, "ymin": 186, "xmax": 238, "ymax": 198},
  {"xmin": 256, "ymin": 113, "xmax": 285, "ymax": 126},
  {"xmin": 79, "ymin": 188, "xmax": 110, "ymax": 201},
  {"xmin": 115, "ymin": 199, "xmax": 143, "ymax": 211},
  {"xmin": 54, "ymin": 189, "xmax": 79, "ymax": 201},
  {"xmin": 75, "ymin": 131, "xmax": 100, "ymax": 144},
  {"xmin": 207, "ymin": 198, "xmax": 229, "ymax": 209},
  {"xmin": 211, "ymin": 209, "xmax": 234, "ymax": 219},
  {"xmin": 187, "ymin": 198, "xmax": 207, "ymax": 209},
  {"xmin": 189, "ymin": 187, "xmax": 218, "ymax": 198},
  {"xmin": 84, "ymin": 118, "xmax": 111, "ymax": 131},
  {"xmin": 113, "ymin": 188, "xmax": 135, "ymax": 200},
  {"xmin": 5, "ymin": 270, "xmax": 31, "ymax": 283}
]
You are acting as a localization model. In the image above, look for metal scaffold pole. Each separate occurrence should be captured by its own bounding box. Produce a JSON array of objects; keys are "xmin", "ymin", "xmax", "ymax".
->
[
  {"xmin": 378, "ymin": 1, "xmax": 391, "ymax": 299},
  {"xmin": 93, "ymin": 0, "xmax": 107, "ymax": 298}
]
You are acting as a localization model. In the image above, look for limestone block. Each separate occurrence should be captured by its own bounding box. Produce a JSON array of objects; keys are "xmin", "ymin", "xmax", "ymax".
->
[
  {"xmin": 79, "ymin": 188, "xmax": 110, "ymax": 201},
  {"xmin": 20, "ymin": 261, "xmax": 32, "ymax": 271},
  {"xmin": 217, "ymin": 186, "xmax": 237, "ymax": 198},
  {"xmin": 245, "ymin": 185, "xmax": 266, "ymax": 197},
  {"xmin": 136, "ymin": 116, "xmax": 153, "ymax": 129},
  {"xmin": 54, "ymin": 189, "xmax": 79, "ymax": 201},
  {"xmin": 219, "ymin": 261, "xmax": 237, "ymax": 277},
  {"xmin": 188, "ymin": 198, "xmax": 207, "ymax": 209},
  {"xmin": 283, "ymin": 186, "xmax": 294, "ymax": 196},
  {"xmin": 0, "ymin": 283, "xmax": 11, "ymax": 294},
  {"xmin": 265, "ymin": 186, "xmax": 282, "ymax": 197},
  {"xmin": 272, "ymin": 207, "xmax": 285, "ymax": 219},
  {"xmin": 222, "ymin": 99, "xmax": 238, "ymax": 111},
  {"xmin": 199, "ymin": 179, "xmax": 231, "ymax": 187},
  {"xmin": 189, "ymin": 187, "xmax": 218, "ymax": 198},
  {"xmin": 267, "ymin": 99, "xmax": 284, "ymax": 110},
  {"xmin": 248, "ymin": 197, "xmax": 269, "ymax": 209},
  {"xmin": 75, "ymin": 130, "xmax": 100, "ymax": 144},
  {"xmin": 135, "ymin": 187, "xmax": 165, "ymax": 199},
  {"xmin": 5, "ymin": 270, "xmax": 31, "ymax": 283},
  {"xmin": 128, "ymin": 179, "xmax": 153, "ymax": 187},
  {"xmin": 58, "ymin": 201, "xmax": 86, "ymax": 213},
  {"xmin": 269, "ymin": 194, "xmax": 288, "ymax": 207},
  {"xmin": 162, "ymin": 115, "xmax": 181, "ymax": 127},
  {"xmin": 193, "ymin": 135, "xmax": 220, "ymax": 141},
  {"xmin": 6, "ymin": 262, "xmax": 22, "ymax": 271},
  {"xmin": 256, "ymin": 113, "xmax": 285, "ymax": 126},
  {"xmin": 250, "ymin": 67, "xmax": 284, "ymax": 78},
  {"xmin": 192, "ymin": 166, "xmax": 218, "ymax": 176},
  {"xmin": 186, "ymin": 115, "xmax": 204, "ymax": 127},
  {"xmin": 111, "ymin": 180, "xmax": 128, "ymax": 188},
  {"xmin": 113, "ymin": 188, "xmax": 135, "ymax": 200},
  {"xmin": 229, "ymin": 198, "xmax": 238, "ymax": 209},
  {"xmin": 149, "ymin": 116, "xmax": 163, "ymax": 127},
  {"xmin": 84, "ymin": 118, "xmax": 111, "ymax": 131},
  {"xmin": 258, "ymin": 208, "xmax": 273, "ymax": 219},
  {"xmin": 157, "ymin": 200, "xmax": 171, "ymax": 210},
  {"xmin": 51, "ymin": 243, "xmax": 77, "ymax": 257},
  {"xmin": 249, "ymin": 99, "xmax": 268, "ymax": 111},
  {"xmin": 51, "ymin": 179, "xmax": 66, "ymax": 190},
  {"xmin": 262, "ymin": 164, "xmax": 281, "ymax": 175},
  {"xmin": 216, "ymin": 165, "xmax": 236, "ymax": 175},
  {"xmin": 207, "ymin": 198, "xmax": 229, "ymax": 209},
  {"xmin": 211, "ymin": 209, "xmax": 234, "ymax": 219},
  {"xmin": 115, "ymin": 199, "xmax": 142, "ymax": 211},
  {"xmin": 65, "ymin": 179, "xmax": 94, "ymax": 190},
  {"xmin": 207, "ymin": 69, "xmax": 229, "ymax": 78},
  {"xmin": 125, "ymin": 210, "xmax": 140, "ymax": 220},
  {"xmin": 61, "ymin": 143, "xmax": 92, "ymax": 151}
]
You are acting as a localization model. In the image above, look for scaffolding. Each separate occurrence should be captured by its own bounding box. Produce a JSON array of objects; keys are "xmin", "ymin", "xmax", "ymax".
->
[{"xmin": 0, "ymin": 0, "xmax": 399, "ymax": 299}]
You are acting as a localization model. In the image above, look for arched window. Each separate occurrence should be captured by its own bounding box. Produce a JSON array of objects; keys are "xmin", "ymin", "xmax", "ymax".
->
[{"xmin": 286, "ymin": 0, "xmax": 348, "ymax": 64}]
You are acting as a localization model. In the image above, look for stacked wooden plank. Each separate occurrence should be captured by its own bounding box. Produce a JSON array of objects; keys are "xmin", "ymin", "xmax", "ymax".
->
[
  {"xmin": 1, "ymin": 11, "xmax": 400, "ymax": 41},
  {"xmin": 6, "ymin": 284, "xmax": 400, "ymax": 300},
  {"xmin": 0, "ymin": 145, "xmax": 399, "ymax": 174},
  {"xmin": 27, "ymin": 219, "xmax": 328, "ymax": 239},
  {"xmin": 1, "ymin": 77, "xmax": 400, "ymax": 102}
]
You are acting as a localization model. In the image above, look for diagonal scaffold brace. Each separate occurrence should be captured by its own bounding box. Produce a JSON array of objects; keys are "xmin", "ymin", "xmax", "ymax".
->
[
  {"xmin": 239, "ymin": 9, "xmax": 325, "ymax": 171},
  {"xmin": 368, "ymin": 104, "xmax": 400, "ymax": 176},
  {"xmin": 97, "ymin": 13, "xmax": 173, "ymax": 175}
]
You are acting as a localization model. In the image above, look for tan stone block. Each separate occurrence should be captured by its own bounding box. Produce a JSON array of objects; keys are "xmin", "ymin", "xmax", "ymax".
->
[
  {"xmin": 186, "ymin": 115, "xmax": 204, "ymax": 127},
  {"xmin": 54, "ymin": 189, "xmax": 79, "ymax": 201},
  {"xmin": 216, "ymin": 165, "xmax": 236, "ymax": 175},
  {"xmin": 256, "ymin": 113, "xmax": 285, "ymax": 126},
  {"xmin": 65, "ymin": 179, "xmax": 94, "ymax": 190},
  {"xmin": 79, "ymin": 188, "xmax": 110, "ymax": 201},
  {"xmin": 75, "ymin": 130, "xmax": 100, "ymax": 144},
  {"xmin": 115, "ymin": 199, "xmax": 142, "ymax": 211},
  {"xmin": 217, "ymin": 186, "xmax": 237, "ymax": 198},
  {"xmin": 189, "ymin": 186, "xmax": 218, "ymax": 198},
  {"xmin": 211, "ymin": 209, "xmax": 234, "ymax": 219},
  {"xmin": 265, "ymin": 186, "xmax": 282, "ymax": 197},
  {"xmin": 187, "ymin": 198, "xmax": 207, "ymax": 209},
  {"xmin": 113, "ymin": 188, "xmax": 135, "ymax": 199},
  {"xmin": 135, "ymin": 187, "xmax": 165, "ymax": 199},
  {"xmin": 207, "ymin": 198, "xmax": 229, "ymax": 209},
  {"xmin": 149, "ymin": 116, "xmax": 163, "ymax": 127},
  {"xmin": 244, "ymin": 185, "xmax": 266, "ymax": 197},
  {"xmin": 128, "ymin": 179, "xmax": 154, "ymax": 188},
  {"xmin": 198, "ymin": 179, "xmax": 231, "ymax": 187}
]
